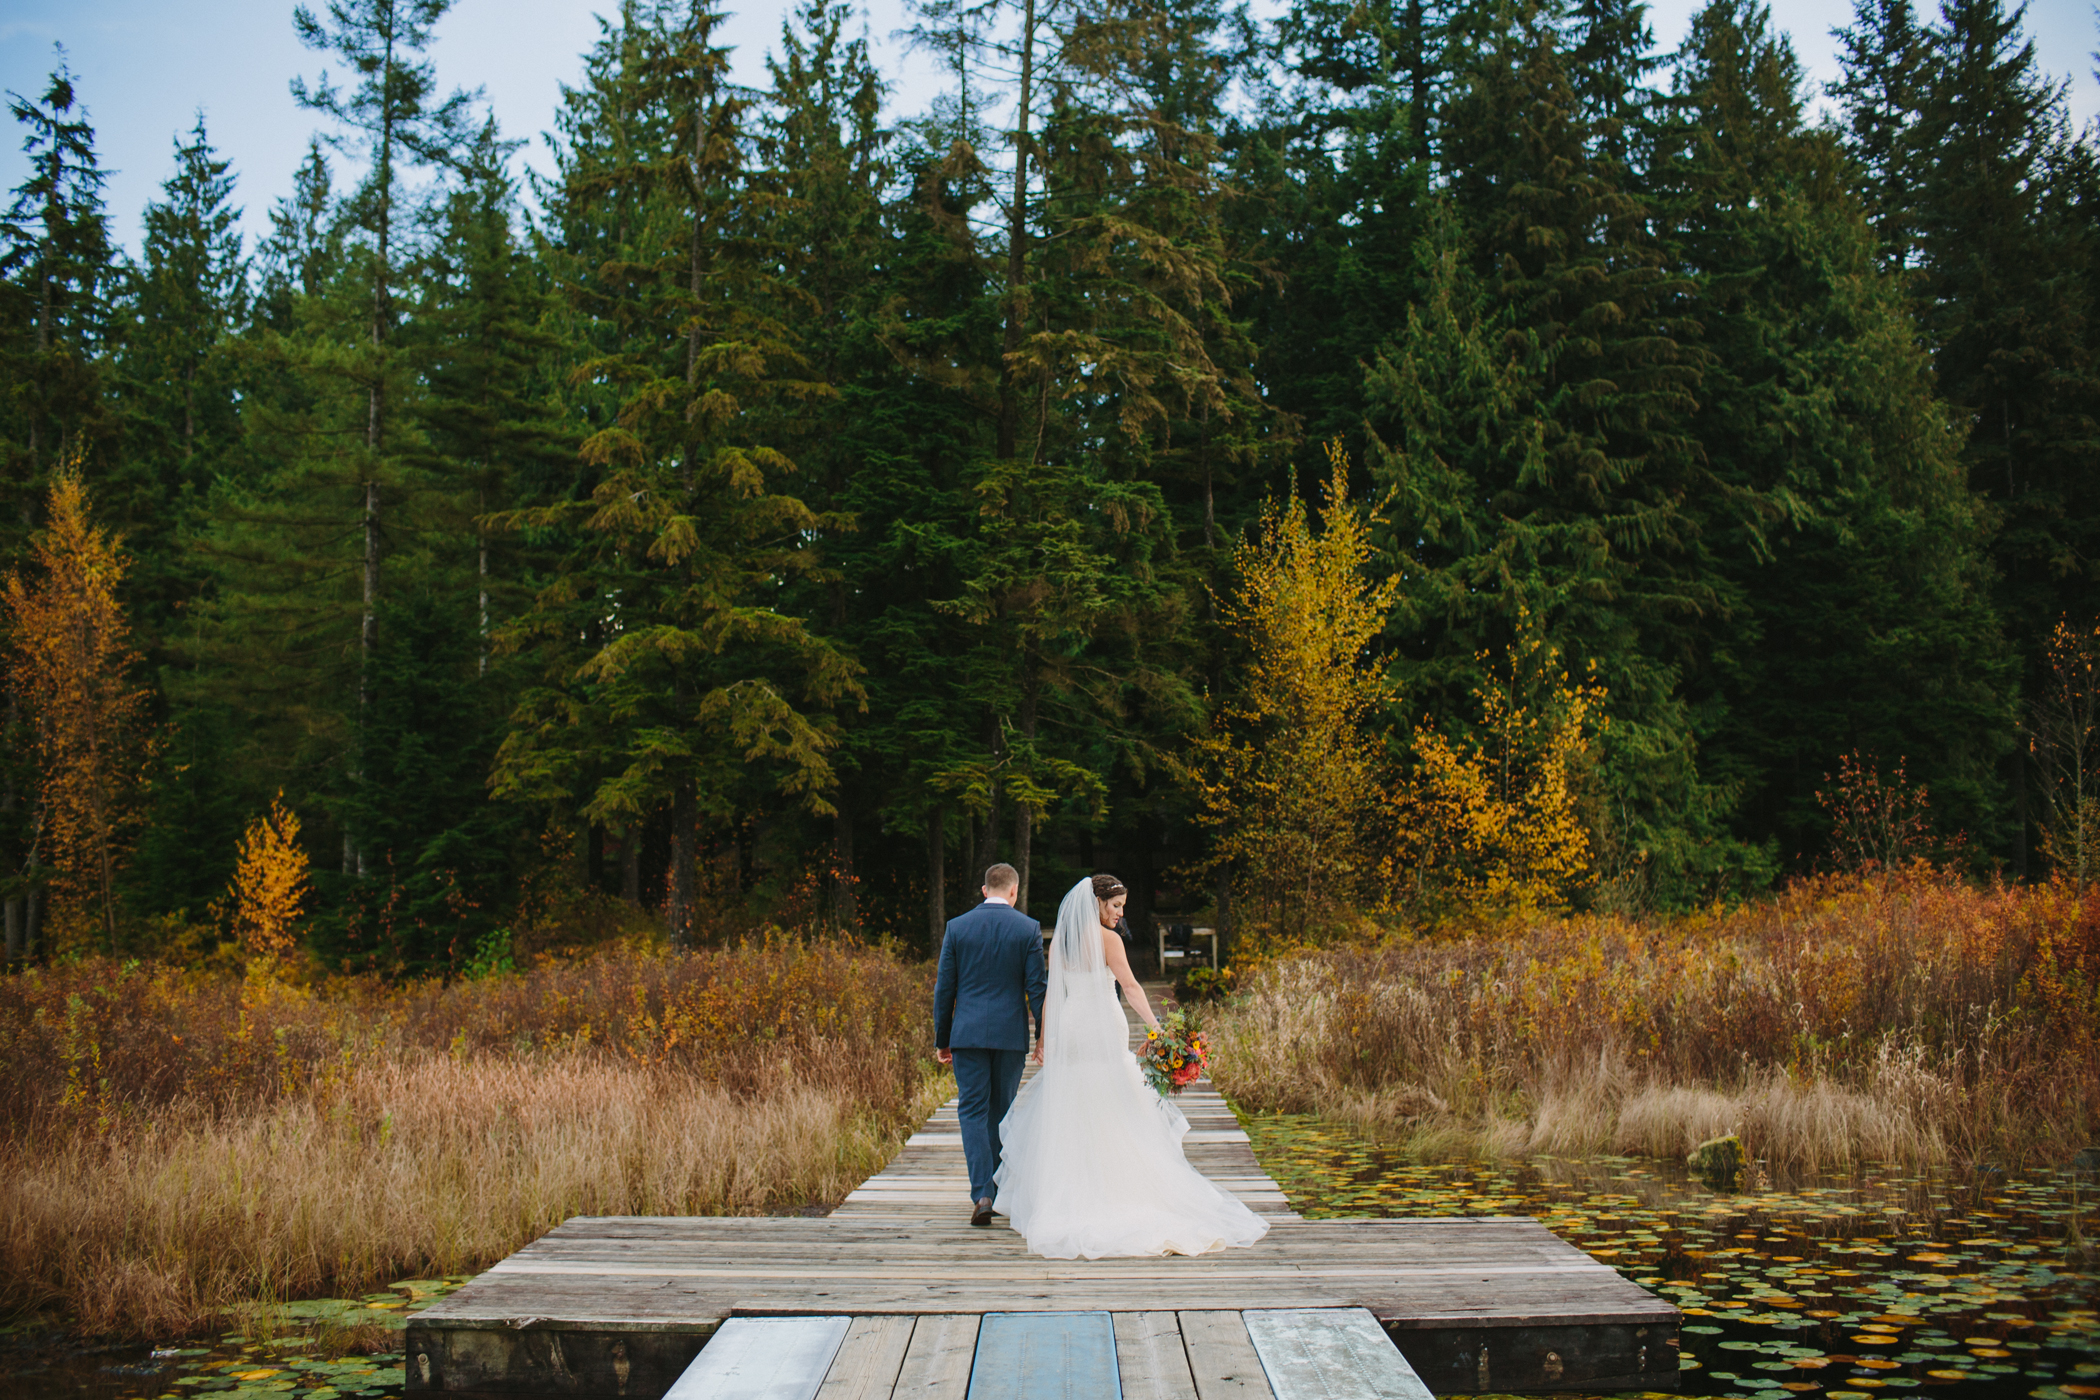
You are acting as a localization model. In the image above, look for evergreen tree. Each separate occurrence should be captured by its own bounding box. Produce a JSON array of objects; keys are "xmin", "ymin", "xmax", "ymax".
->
[
  {"xmin": 1657, "ymin": 0, "xmax": 2012, "ymax": 866},
  {"xmin": 841, "ymin": 122, "xmax": 1004, "ymax": 941},
  {"xmin": 0, "ymin": 56, "xmax": 113, "ymax": 517},
  {"xmin": 1912, "ymin": 0, "xmax": 2100, "ymax": 870},
  {"xmin": 334, "ymin": 589, "xmax": 526, "ymax": 972},
  {"xmin": 496, "ymin": 0, "xmax": 862, "ymax": 946},
  {"xmin": 1241, "ymin": 0, "xmax": 1429, "ymax": 461},
  {"xmin": 1369, "ymin": 1, "xmax": 1758, "ymax": 906},
  {"xmin": 409, "ymin": 118, "xmax": 570, "ymax": 668},
  {"xmin": 1832, "ymin": 0, "xmax": 1927, "ymax": 268},
  {"xmin": 113, "ymin": 116, "xmax": 249, "ymax": 637},
  {"xmin": 255, "ymin": 138, "xmax": 343, "ymax": 327},
  {"xmin": 753, "ymin": 0, "xmax": 894, "ymax": 928},
  {"xmin": 290, "ymin": 0, "xmax": 482, "ymax": 869}
]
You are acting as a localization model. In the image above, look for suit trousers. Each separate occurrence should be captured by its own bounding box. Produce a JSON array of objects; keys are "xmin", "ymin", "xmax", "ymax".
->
[{"xmin": 950, "ymin": 1046, "xmax": 1026, "ymax": 1204}]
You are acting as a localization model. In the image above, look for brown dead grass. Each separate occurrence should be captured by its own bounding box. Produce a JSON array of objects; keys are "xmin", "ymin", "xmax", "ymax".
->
[
  {"xmin": 1209, "ymin": 867, "xmax": 2100, "ymax": 1170},
  {"xmin": 0, "ymin": 938, "xmax": 940, "ymax": 1337}
]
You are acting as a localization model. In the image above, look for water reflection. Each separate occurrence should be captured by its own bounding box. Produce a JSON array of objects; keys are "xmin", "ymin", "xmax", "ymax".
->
[
  {"xmin": 0, "ymin": 1288, "xmax": 440, "ymax": 1400},
  {"xmin": 1242, "ymin": 1112, "xmax": 2100, "ymax": 1399}
]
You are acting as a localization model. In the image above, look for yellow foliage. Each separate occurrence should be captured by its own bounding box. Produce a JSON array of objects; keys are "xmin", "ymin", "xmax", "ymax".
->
[
  {"xmin": 2, "ymin": 461, "xmax": 152, "ymax": 950},
  {"xmin": 1185, "ymin": 441, "xmax": 1400, "ymax": 950},
  {"xmin": 1393, "ymin": 618, "xmax": 1604, "ymax": 917},
  {"xmin": 230, "ymin": 797, "xmax": 312, "ymax": 963}
]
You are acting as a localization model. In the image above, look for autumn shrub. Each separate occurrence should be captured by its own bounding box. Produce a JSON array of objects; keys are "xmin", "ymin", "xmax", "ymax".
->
[
  {"xmin": 0, "ymin": 937, "xmax": 939, "ymax": 1335},
  {"xmin": 1209, "ymin": 866, "xmax": 2100, "ymax": 1169}
]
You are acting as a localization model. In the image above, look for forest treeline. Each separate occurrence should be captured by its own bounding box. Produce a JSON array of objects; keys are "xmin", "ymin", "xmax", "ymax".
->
[{"xmin": 2, "ymin": 0, "xmax": 2096, "ymax": 970}]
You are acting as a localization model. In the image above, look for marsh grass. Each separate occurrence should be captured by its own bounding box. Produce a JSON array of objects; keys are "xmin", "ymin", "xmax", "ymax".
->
[
  {"xmin": 1210, "ymin": 868, "xmax": 2100, "ymax": 1170},
  {"xmin": 0, "ymin": 938, "xmax": 939, "ymax": 1337}
]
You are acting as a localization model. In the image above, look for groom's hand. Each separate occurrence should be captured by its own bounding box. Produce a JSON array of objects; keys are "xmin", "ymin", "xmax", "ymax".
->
[
  {"xmin": 1031, "ymin": 1042, "xmax": 1044, "ymax": 1065},
  {"xmin": 936, "ymin": 1047, "xmax": 952, "ymax": 1066}
]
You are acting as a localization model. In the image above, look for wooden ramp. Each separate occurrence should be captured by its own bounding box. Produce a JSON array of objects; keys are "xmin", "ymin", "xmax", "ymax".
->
[{"xmin": 406, "ymin": 986, "xmax": 1678, "ymax": 1398}]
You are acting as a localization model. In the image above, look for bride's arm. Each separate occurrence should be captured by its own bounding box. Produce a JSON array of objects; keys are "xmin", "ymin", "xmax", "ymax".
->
[{"xmin": 1102, "ymin": 926, "xmax": 1158, "ymax": 1029}]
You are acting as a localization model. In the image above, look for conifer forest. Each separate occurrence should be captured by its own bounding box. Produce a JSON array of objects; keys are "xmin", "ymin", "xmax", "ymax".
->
[{"xmin": 4, "ymin": 0, "xmax": 2098, "ymax": 973}]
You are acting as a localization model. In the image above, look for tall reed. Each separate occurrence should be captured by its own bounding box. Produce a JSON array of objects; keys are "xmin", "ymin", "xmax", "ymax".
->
[
  {"xmin": 0, "ymin": 938, "xmax": 939, "ymax": 1337},
  {"xmin": 1208, "ymin": 868, "xmax": 2100, "ymax": 1169}
]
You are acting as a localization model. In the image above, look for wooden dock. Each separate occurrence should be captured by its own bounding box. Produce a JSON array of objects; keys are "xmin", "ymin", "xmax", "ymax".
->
[{"xmin": 406, "ymin": 988, "xmax": 1677, "ymax": 1398}]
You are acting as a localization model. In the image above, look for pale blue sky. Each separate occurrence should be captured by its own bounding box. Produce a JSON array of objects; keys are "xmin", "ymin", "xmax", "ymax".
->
[{"xmin": 1, "ymin": 0, "xmax": 2095, "ymax": 260}]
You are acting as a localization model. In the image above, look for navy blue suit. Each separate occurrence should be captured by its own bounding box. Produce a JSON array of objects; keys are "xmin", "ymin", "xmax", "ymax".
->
[{"xmin": 934, "ymin": 899, "xmax": 1047, "ymax": 1203}]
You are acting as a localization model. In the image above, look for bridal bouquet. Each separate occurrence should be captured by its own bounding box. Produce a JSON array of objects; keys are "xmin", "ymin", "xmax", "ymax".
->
[{"xmin": 1139, "ymin": 1011, "xmax": 1207, "ymax": 1096}]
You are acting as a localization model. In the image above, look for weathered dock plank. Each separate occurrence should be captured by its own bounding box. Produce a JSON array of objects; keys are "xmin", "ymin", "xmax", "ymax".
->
[
  {"xmin": 890, "ymin": 1315, "xmax": 979, "ymax": 1400},
  {"xmin": 815, "ymin": 1317, "xmax": 917, "ymax": 1400},
  {"xmin": 1112, "ymin": 1312, "xmax": 1199, "ymax": 1400},
  {"xmin": 1177, "ymin": 1311, "xmax": 1276, "ymax": 1400},
  {"xmin": 1243, "ymin": 1309, "xmax": 1431, "ymax": 1400},
  {"xmin": 662, "ymin": 1316, "xmax": 848, "ymax": 1400}
]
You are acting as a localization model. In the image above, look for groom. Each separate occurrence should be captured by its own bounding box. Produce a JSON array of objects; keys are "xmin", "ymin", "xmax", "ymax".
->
[{"xmin": 933, "ymin": 862, "xmax": 1047, "ymax": 1227}]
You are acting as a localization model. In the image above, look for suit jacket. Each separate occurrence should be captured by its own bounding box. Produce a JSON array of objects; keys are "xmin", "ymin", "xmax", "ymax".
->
[{"xmin": 934, "ymin": 900, "xmax": 1048, "ymax": 1051}]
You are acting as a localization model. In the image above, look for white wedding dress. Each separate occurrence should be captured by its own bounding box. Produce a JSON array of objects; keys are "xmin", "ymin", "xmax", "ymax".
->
[{"xmin": 991, "ymin": 880, "xmax": 1270, "ymax": 1259}]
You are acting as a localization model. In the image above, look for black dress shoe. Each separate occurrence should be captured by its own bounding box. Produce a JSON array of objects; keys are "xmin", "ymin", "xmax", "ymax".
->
[{"xmin": 971, "ymin": 1197, "xmax": 995, "ymax": 1226}]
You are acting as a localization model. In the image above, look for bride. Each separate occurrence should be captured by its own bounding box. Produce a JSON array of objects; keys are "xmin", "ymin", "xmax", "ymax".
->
[{"xmin": 992, "ymin": 874, "xmax": 1270, "ymax": 1259}]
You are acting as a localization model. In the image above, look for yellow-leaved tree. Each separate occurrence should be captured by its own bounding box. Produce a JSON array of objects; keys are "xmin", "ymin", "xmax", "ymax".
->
[
  {"xmin": 2, "ymin": 463, "xmax": 153, "ymax": 952},
  {"xmin": 1394, "ymin": 618, "xmax": 1604, "ymax": 916},
  {"xmin": 1185, "ymin": 441, "xmax": 1399, "ymax": 951},
  {"xmin": 230, "ymin": 796, "xmax": 311, "ymax": 962}
]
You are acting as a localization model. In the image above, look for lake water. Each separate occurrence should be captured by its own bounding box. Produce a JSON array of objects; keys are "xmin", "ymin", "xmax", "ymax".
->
[
  {"xmin": 1242, "ymin": 1112, "xmax": 2100, "ymax": 1399},
  {"xmin": 0, "ymin": 1292, "xmax": 433, "ymax": 1400}
]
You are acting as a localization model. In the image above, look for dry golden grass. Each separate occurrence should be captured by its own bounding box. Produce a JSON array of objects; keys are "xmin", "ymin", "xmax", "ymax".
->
[
  {"xmin": 1208, "ymin": 867, "xmax": 2100, "ymax": 1170},
  {"xmin": 0, "ymin": 938, "xmax": 939, "ymax": 1337}
]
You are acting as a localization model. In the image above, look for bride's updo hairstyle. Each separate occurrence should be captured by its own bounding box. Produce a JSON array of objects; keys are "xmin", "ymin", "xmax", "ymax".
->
[{"xmin": 1091, "ymin": 873, "xmax": 1127, "ymax": 901}]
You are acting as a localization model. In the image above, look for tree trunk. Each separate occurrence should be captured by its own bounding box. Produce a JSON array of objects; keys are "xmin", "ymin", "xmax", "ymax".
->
[
  {"xmin": 666, "ymin": 780, "xmax": 697, "ymax": 949},
  {"xmin": 5, "ymin": 699, "xmax": 19, "ymax": 967},
  {"xmin": 98, "ymin": 838, "xmax": 116, "ymax": 955},
  {"xmin": 351, "ymin": 85, "xmax": 396, "ymax": 884},
  {"xmin": 1404, "ymin": 0, "xmax": 1430, "ymax": 164},
  {"xmin": 1133, "ymin": 820, "xmax": 1157, "ymax": 979},
  {"xmin": 833, "ymin": 800, "xmax": 857, "ymax": 932},
  {"xmin": 927, "ymin": 803, "xmax": 946, "ymax": 953},
  {"xmin": 2014, "ymin": 751, "xmax": 2030, "ymax": 881},
  {"xmin": 1014, "ymin": 807, "xmax": 1032, "ymax": 916},
  {"xmin": 23, "ymin": 863, "xmax": 40, "ymax": 963},
  {"xmin": 1013, "ymin": 658, "xmax": 1038, "ymax": 913},
  {"xmin": 995, "ymin": 0, "xmax": 1038, "ymax": 461},
  {"xmin": 587, "ymin": 823, "xmax": 605, "ymax": 891},
  {"xmin": 960, "ymin": 813, "xmax": 977, "ymax": 904},
  {"xmin": 620, "ymin": 827, "xmax": 640, "ymax": 904},
  {"xmin": 477, "ymin": 485, "xmax": 489, "ymax": 678}
]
